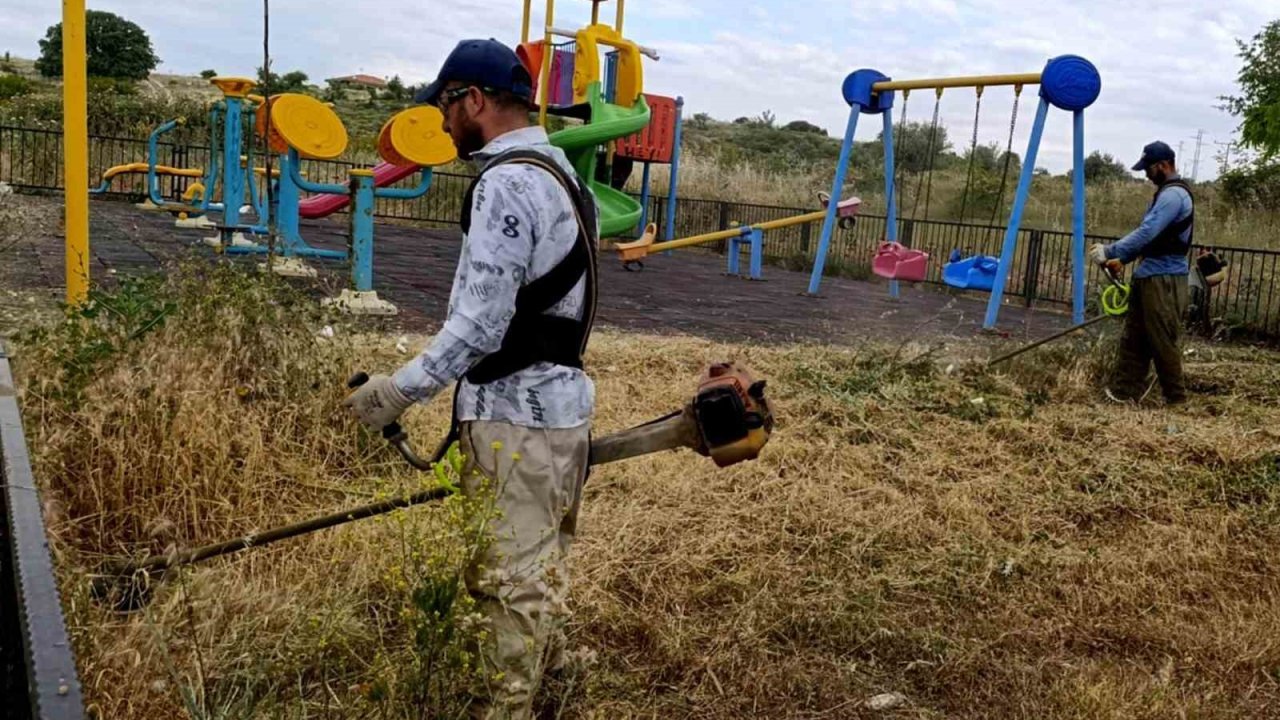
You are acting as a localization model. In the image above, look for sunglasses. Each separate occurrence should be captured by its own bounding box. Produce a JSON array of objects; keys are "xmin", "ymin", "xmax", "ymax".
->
[{"xmin": 436, "ymin": 86, "xmax": 473, "ymax": 110}]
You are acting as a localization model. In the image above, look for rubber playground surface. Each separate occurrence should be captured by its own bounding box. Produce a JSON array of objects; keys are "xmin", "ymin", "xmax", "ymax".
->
[{"xmin": 12, "ymin": 196, "xmax": 1074, "ymax": 346}]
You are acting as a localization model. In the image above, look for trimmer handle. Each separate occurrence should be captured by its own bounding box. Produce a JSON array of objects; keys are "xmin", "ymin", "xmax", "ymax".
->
[{"xmin": 347, "ymin": 371, "xmax": 405, "ymax": 441}]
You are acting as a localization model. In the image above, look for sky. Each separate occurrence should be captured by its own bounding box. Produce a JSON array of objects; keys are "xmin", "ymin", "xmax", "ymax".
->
[{"xmin": 1, "ymin": 0, "xmax": 1274, "ymax": 180}]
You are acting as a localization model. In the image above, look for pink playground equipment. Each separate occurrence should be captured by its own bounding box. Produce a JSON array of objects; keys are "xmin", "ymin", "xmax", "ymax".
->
[{"xmin": 872, "ymin": 242, "xmax": 930, "ymax": 282}]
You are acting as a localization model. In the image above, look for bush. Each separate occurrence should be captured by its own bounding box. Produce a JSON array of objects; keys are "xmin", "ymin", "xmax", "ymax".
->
[
  {"xmin": 86, "ymin": 76, "xmax": 137, "ymax": 96},
  {"xmin": 0, "ymin": 73, "xmax": 33, "ymax": 101},
  {"xmin": 1220, "ymin": 161, "xmax": 1280, "ymax": 211},
  {"xmin": 13, "ymin": 264, "xmax": 492, "ymax": 717},
  {"xmin": 199, "ymin": 69, "xmax": 217, "ymax": 79}
]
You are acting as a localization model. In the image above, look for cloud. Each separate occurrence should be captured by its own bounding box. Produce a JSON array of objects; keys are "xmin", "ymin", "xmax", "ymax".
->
[{"xmin": 0, "ymin": 0, "xmax": 1269, "ymax": 179}]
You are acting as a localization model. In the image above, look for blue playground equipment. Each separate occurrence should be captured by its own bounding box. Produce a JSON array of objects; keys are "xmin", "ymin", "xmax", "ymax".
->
[
  {"xmin": 809, "ymin": 56, "xmax": 1102, "ymax": 328},
  {"xmin": 942, "ymin": 251, "xmax": 1000, "ymax": 292}
]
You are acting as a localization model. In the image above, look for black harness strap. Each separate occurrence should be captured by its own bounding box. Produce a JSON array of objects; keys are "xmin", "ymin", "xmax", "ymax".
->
[
  {"xmin": 1144, "ymin": 178, "xmax": 1195, "ymax": 258},
  {"xmin": 459, "ymin": 148, "xmax": 600, "ymax": 385}
]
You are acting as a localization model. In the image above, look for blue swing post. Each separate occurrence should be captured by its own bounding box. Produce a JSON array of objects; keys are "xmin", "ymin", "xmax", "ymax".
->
[
  {"xmin": 808, "ymin": 69, "xmax": 892, "ymax": 296},
  {"xmin": 882, "ymin": 104, "xmax": 900, "ymax": 299},
  {"xmin": 983, "ymin": 55, "xmax": 1101, "ymax": 329},
  {"xmin": 983, "ymin": 95, "xmax": 1049, "ymax": 329},
  {"xmin": 1071, "ymin": 109, "xmax": 1087, "ymax": 324}
]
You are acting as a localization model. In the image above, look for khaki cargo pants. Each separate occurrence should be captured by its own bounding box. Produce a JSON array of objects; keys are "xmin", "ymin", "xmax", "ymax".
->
[
  {"xmin": 1110, "ymin": 274, "xmax": 1189, "ymax": 403},
  {"xmin": 460, "ymin": 419, "xmax": 590, "ymax": 720}
]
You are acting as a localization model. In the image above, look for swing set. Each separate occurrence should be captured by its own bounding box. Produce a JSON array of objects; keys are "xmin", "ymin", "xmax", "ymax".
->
[{"xmin": 809, "ymin": 56, "xmax": 1102, "ymax": 329}]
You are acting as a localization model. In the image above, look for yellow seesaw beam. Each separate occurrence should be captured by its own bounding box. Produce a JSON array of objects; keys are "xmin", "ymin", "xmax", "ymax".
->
[
  {"xmin": 871, "ymin": 72, "xmax": 1042, "ymax": 92},
  {"xmin": 647, "ymin": 210, "xmax": 829, "ymax": 254}
]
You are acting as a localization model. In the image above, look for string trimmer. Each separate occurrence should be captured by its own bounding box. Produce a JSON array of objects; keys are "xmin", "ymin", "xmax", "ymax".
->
[
  {"xmin": 988, "ymin": 259, "xmax": 1129, "ymax": 367},
  {"xmin": 90, "ymin": 362, "xmax": 773, "ymax": 611}
]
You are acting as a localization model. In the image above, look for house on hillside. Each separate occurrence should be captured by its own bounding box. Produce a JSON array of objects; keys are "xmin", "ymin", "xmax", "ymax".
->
[{"xmin": 325, "ymin": 74, "xmax": 387, "ymax": 90}]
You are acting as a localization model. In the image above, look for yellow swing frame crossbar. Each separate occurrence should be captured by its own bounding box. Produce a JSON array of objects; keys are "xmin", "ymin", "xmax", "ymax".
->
[
  {"xmin": 871, "ymin": 72, "xmax": 1042, "ymax": 92},
  {"xmin": 647, "ymin": 210, "xmax": 829, "ymax": 254}
]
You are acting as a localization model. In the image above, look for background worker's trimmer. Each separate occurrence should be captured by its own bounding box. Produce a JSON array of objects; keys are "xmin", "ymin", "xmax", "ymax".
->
[
  {"xmin": 91, "ymin": 362, "xmax": 774, "ymax": 611},
  {"xmin": 989, "ymin": 259, "xmax": 1129, "ymax": 367}
]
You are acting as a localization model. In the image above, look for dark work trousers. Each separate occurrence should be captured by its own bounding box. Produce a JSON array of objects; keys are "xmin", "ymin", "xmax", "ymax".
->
[{"xmin": 1111, "ymin": 274, "xmax": 1189, "ymax": 403}]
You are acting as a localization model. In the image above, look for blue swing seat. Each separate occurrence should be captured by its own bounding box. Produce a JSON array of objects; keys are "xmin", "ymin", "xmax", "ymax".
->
[{"xmin": 942, "ymin": 254, "xmax": 1000, "ymax": 291}]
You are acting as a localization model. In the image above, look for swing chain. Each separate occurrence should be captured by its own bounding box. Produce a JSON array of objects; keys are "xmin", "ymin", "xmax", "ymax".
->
[
  {"xmin": 987, "ymin": 84, "xmax": 1023, "ymax": 234},
  {"xmin": 958, "ymin": 86, "xmax": 985, "ymax": 223},
  {"xmin": 894, "ymin": 89, "xmax": 910, "ymax": 219},
  {"xmin": 920, "ymin": 88, "xmax": 944, "ymax": 222}
]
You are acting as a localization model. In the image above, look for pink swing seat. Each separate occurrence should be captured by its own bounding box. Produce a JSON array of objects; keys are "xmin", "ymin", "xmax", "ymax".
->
[{"xmin": 872, "ymin": 242, "xmax": 929, "ymax": 282}]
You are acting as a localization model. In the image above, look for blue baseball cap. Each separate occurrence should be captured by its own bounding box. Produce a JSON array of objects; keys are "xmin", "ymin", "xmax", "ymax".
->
[
  {"xmin": 1132, "ymin": 141, "xmax": 1175, "ymax": 171},
  {"xmin": 415, "ymin": 39, "xmax": 534, "ymax": 106}
]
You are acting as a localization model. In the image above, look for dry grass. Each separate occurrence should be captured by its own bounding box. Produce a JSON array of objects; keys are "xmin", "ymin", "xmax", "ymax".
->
[{"xmin": 11, "ymin": 265, "xmax": 1280, "ymax": 718}]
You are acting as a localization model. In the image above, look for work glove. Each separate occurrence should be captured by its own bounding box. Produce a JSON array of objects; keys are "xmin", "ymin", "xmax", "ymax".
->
[
  {"xmin": 343, "ymin": 374, "xmax": 414, "ymax": 433},
  {"xmin": 1089, "ymin": 242, "xmax": 1108, "ymax": 266}
]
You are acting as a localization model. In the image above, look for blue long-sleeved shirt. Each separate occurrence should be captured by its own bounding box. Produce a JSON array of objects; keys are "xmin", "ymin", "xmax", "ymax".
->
[{"xmin": 1104, "ymin": 177, "xmax": 1192, "ymax": 278}]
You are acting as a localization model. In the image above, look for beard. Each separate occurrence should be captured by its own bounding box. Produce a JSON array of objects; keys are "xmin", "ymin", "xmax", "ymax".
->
[
  {"xmin": 1149, "ymin": 168, "xmax": 1168, "ymax": 186},
  {"xmin": 452, "ymin": 115, "xmax": 487, "ymax": 162}
]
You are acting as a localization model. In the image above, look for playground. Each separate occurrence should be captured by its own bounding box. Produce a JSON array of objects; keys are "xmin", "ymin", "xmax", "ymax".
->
[
  {"xmin": 5, "ymin": 193, "xmax": 1071, "ymax": 345},
  {"xmin": 4, "ymin": 1, "xmax": 1280, "ymax": 719}
]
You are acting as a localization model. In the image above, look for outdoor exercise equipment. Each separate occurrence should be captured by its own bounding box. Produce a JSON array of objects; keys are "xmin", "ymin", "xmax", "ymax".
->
[
  {"xmin": 89, "ymin": 361, "xmax": 774, "ymax": 612},
  {"xmin": 261, "ymin": 95, "xmax": 455, "ymax": 313},
  {"xmin": 615, "ymin": 193, "xmax": 862, "ymax": 277},
  {"xmin": 520, "ymin": 0, "xmax": 659, "ymax": 238},
  {"xmin": 809, "ymin": 57, "xmax": 1102, "ymax": 331},
  {"xmin": 92, "ymin": 77, "xmax": 272, "ymax": 246}
]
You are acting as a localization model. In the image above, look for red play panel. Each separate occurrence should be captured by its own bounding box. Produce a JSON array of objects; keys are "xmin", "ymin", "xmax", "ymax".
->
[{"xmin": 615, "ymin": 93, "xmax": 677, "ymax": 163}]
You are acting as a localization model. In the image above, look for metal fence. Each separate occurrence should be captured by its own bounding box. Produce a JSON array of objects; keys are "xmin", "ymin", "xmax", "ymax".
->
[{"xmin": 2, "ymin": 124, "xmax": 1277, "ymax": 338}]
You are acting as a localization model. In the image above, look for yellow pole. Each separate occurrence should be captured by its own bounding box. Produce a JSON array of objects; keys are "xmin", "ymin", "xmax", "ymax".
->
[
  {"xmin": 63, "ymin": 0, "xmax": 89, "ymax": 307},
  {"xmin": 615, "ymin": 0, "xmax": 625, "ymax": 33},
  {"xmin": 537, "ymin": 0, "xmax": 555, "ymax": 127},
  {"xmin": 648, "ymin": 210, "xmax": 828, "ymax": 253},
  {"xmin": 521, "ymin": 0, "xmax": 532, "ymax": 43},
  {"xmin": 871, "ymin": 72, "xmax": 1041, "ymax": 92}
]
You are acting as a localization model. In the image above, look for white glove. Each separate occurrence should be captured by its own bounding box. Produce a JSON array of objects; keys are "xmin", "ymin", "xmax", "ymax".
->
[
  {"xmin": 343, "ymin": 374, "xmax": 414, "ymax": 433},
  {"xmin": 1089, "ymin": 243, "xmax": 1109, "ymax": 266}
]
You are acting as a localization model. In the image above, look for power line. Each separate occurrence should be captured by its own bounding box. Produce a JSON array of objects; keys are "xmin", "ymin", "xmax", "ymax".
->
[{"xmin": 1191, "ymin": 129, "xmax": 1204, "ymax": 182}]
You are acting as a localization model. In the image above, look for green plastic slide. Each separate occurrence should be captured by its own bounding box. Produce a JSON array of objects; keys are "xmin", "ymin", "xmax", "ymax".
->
[{"xmin": 549, "ymin": 83, "xmax": 651, "ymax": 238}]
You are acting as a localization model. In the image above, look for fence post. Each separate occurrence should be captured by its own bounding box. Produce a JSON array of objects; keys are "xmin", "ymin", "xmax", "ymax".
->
[
  {"xmin": 902, "ymin": 219, "xmax": 914, "ymax": 248},
  {"xmin": 800, "ymin": 222, "xmax": 811, "ymax": 256},
  {"xmin": 716, "ymin": 201, "xmax": 730, "ymax": 254},
  {"xmin": 1023, "ymin": 229, "xmax": 1043, "ymax": 307}
]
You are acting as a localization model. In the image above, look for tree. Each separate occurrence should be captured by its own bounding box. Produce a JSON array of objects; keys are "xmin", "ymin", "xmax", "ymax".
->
[
  {"xmin": 878, "ymin": 121, "xmax": 951, "ymax": 173},
  {"xmin": 35, "ymin": 11, "xmax": 159, "ymax": 80},
  {"xmin": 257, "ymin": 66, "xmax": 309, "ymax": 92},
  {"xmin": 756, "ymin": 109, "xmax": 776, "ymax": 128},
  {"xmin": 200, "ymin": 69, "xmax": 217, "ymax": 79},
  {"xmin": 1081, "ymin": 150, "xmax": 1128, "ymax": 184},
  {"xmin": 783, "ymin": 119, "xmax": 826, "ymax": 136},
  {"xmin": 691, "ymin": 112, "xmax": 711, "ymax": 129},
  {"xmin": 1220, "ymin": 19, "xmax": 1280, "ymax": 159},
  {"xmin": 384, "ymin": 75, "xmax": 407, "ymax": 101}
]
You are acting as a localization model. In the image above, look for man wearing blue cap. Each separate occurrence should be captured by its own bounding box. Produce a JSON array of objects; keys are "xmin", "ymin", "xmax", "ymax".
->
[
  {"xmin": 1089, "ymin": 141, "xmax": 1194, "ymax": 405},
  {"xmin": 343, "ymin": 39, "xmax": 599, "ymax": 716}
]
